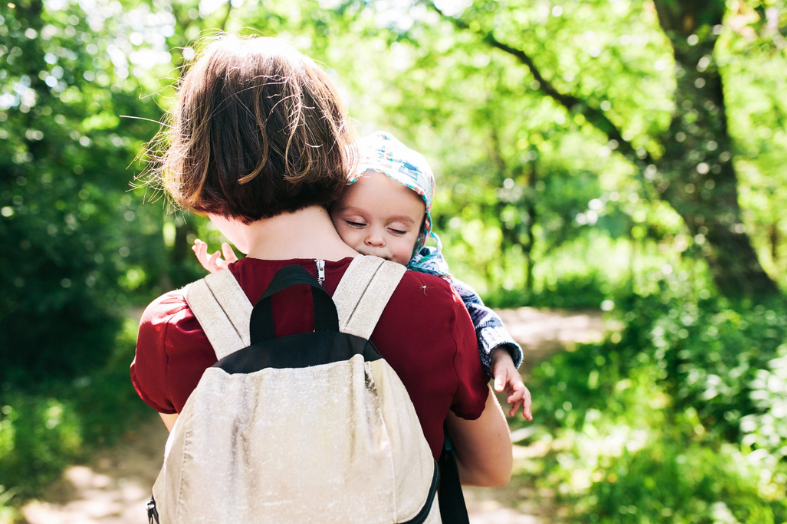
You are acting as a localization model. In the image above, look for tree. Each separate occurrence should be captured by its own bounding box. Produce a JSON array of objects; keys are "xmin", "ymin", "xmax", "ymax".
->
[
  {"xmin": 0, "ymin": 0, "xmax": 175, "ymax": 382},
  {"xmin": 425, "ymin": 0, "xmax": 782, "ymax": 300}
]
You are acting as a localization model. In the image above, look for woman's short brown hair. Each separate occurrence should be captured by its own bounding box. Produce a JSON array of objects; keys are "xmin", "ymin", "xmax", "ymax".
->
[{"xmin": 150, "ymin": 35, "xmax": 356, "ymax": 222}]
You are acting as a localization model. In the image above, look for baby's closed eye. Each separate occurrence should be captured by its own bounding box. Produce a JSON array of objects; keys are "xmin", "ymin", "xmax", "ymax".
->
[{"xmin": 386, "ymin": 222, "xmax": 411, "ymax": 235}]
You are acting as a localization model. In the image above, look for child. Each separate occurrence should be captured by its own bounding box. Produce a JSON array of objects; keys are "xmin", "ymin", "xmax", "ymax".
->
[{"xmin": 194, "ymin": 131, "xmax": 532, "ymax": 420}]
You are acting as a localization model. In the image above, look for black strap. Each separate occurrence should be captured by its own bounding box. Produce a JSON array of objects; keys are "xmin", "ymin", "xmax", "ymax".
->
[
  {"xmin": 400, "ymin": 460, "xmax": 441, "ymax": 524},
  {"xmin": 250, "ymin": 265, "xmax": 340, "ymax": 344},
  {"xmin": 438, "ymin": 428, "xmax": 470, "ymax": 524},
  {"xmin": 146, "ymin": 497, "xmax": 159, "ymax": 524}
]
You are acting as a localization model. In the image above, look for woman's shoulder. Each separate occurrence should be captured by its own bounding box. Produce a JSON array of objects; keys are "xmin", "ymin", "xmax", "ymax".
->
[
  {"xmin": 139, "ymin": 287, "xmax": 192, "ymax": 330},
  {"xmin": 381, "ymin": 268, "xmax": 473, "ymax": 344},
  {"xmin": 133, "ymin": 285, "xmax": 216, "ymax": 414},
  {"xmin": 396, "ymin": 269, "xmax": 462, "ymax": 308}
]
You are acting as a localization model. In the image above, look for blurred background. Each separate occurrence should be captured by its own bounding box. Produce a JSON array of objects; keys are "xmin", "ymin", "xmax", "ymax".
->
[{"xmin": 1, "ymin": 0, "xmax": 786, "ymax": 522}]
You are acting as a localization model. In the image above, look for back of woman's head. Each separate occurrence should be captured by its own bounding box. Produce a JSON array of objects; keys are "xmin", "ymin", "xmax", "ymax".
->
[{"xmin": 152, "ymin": 35, "xmax": 356, "ymax": 222}]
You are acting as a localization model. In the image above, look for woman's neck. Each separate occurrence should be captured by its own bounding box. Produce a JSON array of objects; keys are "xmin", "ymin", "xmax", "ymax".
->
[{"xmin": 243, "ymin": 206, "xmax": 359, "ymax": 261}]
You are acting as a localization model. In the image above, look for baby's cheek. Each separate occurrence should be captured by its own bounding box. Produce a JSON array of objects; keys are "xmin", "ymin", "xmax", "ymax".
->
[
  {"xmin": 391, "ymin": 243, "xmax": 416, "ymax": 265},
  {"xmin": 391, "ymin": 254, "xmax": 411, "ymax": 265}
]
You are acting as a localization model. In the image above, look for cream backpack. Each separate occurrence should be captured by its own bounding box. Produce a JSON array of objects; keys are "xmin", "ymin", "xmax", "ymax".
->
[{"xmin": 147, "ymin": 256, "xmax": 441, "ymax": 524}]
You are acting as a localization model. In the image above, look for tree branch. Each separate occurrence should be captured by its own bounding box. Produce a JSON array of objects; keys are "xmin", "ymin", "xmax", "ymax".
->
[
  {"xmin": 425, "ymin": 1, "xmax": 655, "ymax": 171},
  {"xmin": 220, "ymin": 0, "xmax": 234, "ymax": 32}
]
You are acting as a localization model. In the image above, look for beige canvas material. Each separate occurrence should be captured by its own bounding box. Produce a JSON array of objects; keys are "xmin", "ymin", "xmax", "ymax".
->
[
  {"xmin": 333, "ymin": 256, "xmax": 408, "ymax": 340},
  {"xmin": 154, "ymin": 257, "xmax": 440, "ymax": 523},
  {"xmin": 185, "ymin": 270, "xmax": 252, "ymax": 360}
]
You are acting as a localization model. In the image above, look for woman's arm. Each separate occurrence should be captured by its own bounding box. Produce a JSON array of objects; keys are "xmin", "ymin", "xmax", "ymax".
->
[
  {"xmin": 160, "ymin": 412, "xmax": 178, "ymax": 432},
  {"xmin": 446, "ymin": 386, "xmax": 513, "ymax": 487}
]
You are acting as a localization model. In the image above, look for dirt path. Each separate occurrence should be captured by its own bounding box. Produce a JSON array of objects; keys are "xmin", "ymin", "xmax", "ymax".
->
[{"xmin": 21, "ymin": 307, "xmax": 607, "ymax": 524}]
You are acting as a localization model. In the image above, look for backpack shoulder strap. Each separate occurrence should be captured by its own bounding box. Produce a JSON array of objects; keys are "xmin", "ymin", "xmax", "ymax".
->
[
  {"xmin": 333, "ymin": 256, "xmax": 407, "ymax": 340},
  {"xmin": 185, "ymin": 269, "xmax": 252, "ymax": 360}
]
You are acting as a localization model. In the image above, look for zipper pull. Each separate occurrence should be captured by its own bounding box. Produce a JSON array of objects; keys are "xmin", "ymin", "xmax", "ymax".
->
[{"xmin": 316, "ymin": 259, "xmax": 325, "ymax": 286}]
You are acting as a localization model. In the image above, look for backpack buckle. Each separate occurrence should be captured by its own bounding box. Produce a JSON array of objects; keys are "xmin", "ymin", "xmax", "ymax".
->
[{"xmin": 147, "ymin": 497, "xmax": 159, "ymax": 524}]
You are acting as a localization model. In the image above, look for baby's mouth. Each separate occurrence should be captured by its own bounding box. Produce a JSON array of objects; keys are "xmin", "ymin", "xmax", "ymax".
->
[{"xmin": 358, "ymin": 248, "xmax": 391, "ymax": 261}]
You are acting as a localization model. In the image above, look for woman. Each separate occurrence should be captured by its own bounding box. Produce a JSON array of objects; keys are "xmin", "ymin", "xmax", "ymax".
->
[{"xmin": 131, "ymin": 35, "xmax": 511, "ymax": 487}]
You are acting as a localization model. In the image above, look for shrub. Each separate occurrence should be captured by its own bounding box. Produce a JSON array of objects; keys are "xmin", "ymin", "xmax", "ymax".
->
[
  {"xmin": 0, "ymin": 318, "xmax": 152, "ymax": 499},
  {"xmin": 0, "ymin": 394, "xmax": 82, "ymax": 498},
  {"xmin": 517, "ymin": 273, "xmax": 787, "ymax": 522},
  {"xmin": 741, "ymin": 344, "xmax": 787, "ymax": 458},
  {"xmin": 613, "ymin": 282, "xmax": 787, "ymax": 442},
  {"xmin": 584, "ymin": 440, "xmax": 786, "ymax": 524}
]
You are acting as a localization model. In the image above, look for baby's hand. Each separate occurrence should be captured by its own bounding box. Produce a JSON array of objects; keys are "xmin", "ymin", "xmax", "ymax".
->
[
  {"xmin": 192, "ymin": 239, "xmax": 238, "ymax": 273},
  {"xmin": 491, "ymin": 349, "xmax": 533, "ymax": 421}
]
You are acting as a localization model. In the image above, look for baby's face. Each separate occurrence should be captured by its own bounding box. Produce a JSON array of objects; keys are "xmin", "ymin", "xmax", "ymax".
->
[{"xmin": 330, "ymin": 171, "xmax": 425, "ymax": 265}]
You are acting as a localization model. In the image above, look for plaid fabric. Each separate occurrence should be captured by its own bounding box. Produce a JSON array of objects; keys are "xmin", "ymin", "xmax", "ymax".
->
[{"xmin": 351, "ymin": 132, "xmax": 437, "ymax": 257}]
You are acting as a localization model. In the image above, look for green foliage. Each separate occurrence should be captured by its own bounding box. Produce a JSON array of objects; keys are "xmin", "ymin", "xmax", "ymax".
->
[
  {"xmin": 0, "ymin": 485, "xmax": 20, "ymax": 524},
  {"xmin": 519, "ymin": 272, "xmax": 787, "ymax": 521},
  {"xmin": 0, "ymin": 0, "xmax": 785, "ymax": 520},
  {"xmin": 579, "ymin": 270, "xmax": 785, "ymax": 446},
  {"xmin": 741, "ymin": 344, "xmax": 787, "ymax": 457},
  {"xmin": 0, "ymin": 1, "xmax": 200, "ymax": 384},
  {"xmin": 0, "ymin": 395, "xmax": 81, "ymax": 498},
  {"xmin": 585, "ymin": 441, "xmax": 785, "ymax": 524},
  {"xmin": 614, "ymin": 286, "xmax": 787, "ymax": 441},
  {"xmin": 69, "ymin": 319, "xmax": 153, "ymax": 446},
  {"xmin": 484, "ymin": 271, "xmax": 609, "ymax": 309},
  {"xmin": 0, "ymin": 318, "xmax": 151, "ymax": 499}
]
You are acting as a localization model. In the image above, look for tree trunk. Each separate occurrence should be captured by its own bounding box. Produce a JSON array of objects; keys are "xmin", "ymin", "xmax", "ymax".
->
[
  {"xmin": 430, "ymin": 0, "xmax": 781, "ymax": 300},
  {"xmin": 770, "ymin": 223, "xmax": 779, "ymax": 264},
  {"xmin": 652, "ymin": 0, "xmax": 779, "ymax": 298},
  {"xmin": 522, "ymin": 149, "xmax": 538, "ymax": 293},
  {"xmin": 489, "ymin": 128, "xmax": 518, "ymax": 288}
]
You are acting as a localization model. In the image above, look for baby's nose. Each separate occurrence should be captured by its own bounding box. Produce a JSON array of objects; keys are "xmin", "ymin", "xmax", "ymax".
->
[{"xmin": 365, "ymin": 230, "xmax": 385, "ymax": 247}]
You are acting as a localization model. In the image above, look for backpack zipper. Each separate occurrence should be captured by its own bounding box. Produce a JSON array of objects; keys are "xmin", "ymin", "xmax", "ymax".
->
[{"xmin": 315, "ymin": 259, "xmax": 325, "ymax": 286}]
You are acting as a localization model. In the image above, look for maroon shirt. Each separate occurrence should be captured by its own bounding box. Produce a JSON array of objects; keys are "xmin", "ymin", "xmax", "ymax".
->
[{"xmin": 131, "ymin": 257, "xmax": 489, "ymax": 459}]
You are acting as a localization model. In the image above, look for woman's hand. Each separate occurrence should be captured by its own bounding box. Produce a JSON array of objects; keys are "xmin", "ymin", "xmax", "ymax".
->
[{"xmin": 192, "ymin": 239, "xmax": 238, "ymax": 273}]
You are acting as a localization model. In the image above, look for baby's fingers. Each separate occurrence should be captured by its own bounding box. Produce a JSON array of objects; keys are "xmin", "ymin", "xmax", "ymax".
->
[
  {"xmin": 192, "ymin": 240, "xmax": 211, "ymax": 272},
  {"xmin": 493, "ymin": 369, "xmax": 507, "ymax": 393},
  {"xmin": 207, "ymin": 250, "xmax": 222, "ymax": 273},
  {"xmin": 220, "ymin": 242, "xmax": 238, "ymax": 265},
  {"xmin": 508, "ymin": 400, "xmax": 523, "ymax": 418},
  {"xmin": 192, "ymin": 239, "xmax": 205, "ymax": 257},
  {"xmin": 506, "ymin": 387, "xmax": 525, "ymax": 405},
  {"xmin": 522, "ymin": 385, "xmax": 533, "ymax": 421}
]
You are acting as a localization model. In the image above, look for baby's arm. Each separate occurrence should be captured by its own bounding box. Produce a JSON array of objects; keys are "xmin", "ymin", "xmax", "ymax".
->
[
  {"xmin": 451, "ymin": 277, "xmax": 532, "ymax": 420},
  {"xmin": 450, "ymin": 278, "xmax": 523, "ymax": 373}
]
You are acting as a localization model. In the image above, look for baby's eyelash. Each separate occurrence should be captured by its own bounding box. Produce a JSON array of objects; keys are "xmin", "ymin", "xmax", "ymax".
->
[{"xmin": 346, "ymin": 220, "xmax": 365, "ymax": 228}]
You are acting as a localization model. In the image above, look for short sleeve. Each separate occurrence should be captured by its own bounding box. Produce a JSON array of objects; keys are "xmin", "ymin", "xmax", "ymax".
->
[
  {"xmin": 447, "ymin": 289, "xmax": 489, "ymax": 420},
  {"xmin": 131, "ymin": 289, "xmax": 222, "ymax": 414},
  {"xmin": 130, "ymin": 292, "xmax": 184, "ymax": 414}
]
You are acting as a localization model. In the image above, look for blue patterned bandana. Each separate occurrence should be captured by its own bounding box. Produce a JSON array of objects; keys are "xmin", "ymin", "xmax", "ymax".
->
[{"xmin": 349, "ymin": 132, "xmax": 441, "ymax": 262}]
